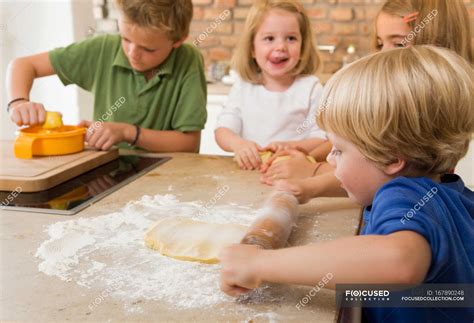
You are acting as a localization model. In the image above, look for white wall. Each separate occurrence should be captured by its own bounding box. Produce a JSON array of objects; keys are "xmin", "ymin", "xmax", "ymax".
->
[
  {"xmin": 1, "ymin": 0, "xmax": 94, "ymax": 140},
  {"xmin": 200, "ymin": 94, "xmax": 232, "ymax": 156},
  {"xmin": 457, "ymin": 141, "xmax": 473, "ymax": 189}
]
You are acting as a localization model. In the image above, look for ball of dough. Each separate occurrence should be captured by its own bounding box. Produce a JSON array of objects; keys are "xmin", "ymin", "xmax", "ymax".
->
[{"xmin": 259, "ymin": 151, "xmax": 316, "ymax": 165}]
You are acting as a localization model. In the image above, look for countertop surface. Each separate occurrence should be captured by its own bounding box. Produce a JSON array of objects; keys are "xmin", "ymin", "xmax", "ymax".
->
[{"xmin": 1, "ymin": 152, "xmax": 361, "ymax": 322}]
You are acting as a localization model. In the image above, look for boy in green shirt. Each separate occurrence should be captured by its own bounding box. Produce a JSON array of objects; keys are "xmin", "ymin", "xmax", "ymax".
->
[{"xmin": 6, "ymin": 0, "xmax": 207, "ymax": 152}]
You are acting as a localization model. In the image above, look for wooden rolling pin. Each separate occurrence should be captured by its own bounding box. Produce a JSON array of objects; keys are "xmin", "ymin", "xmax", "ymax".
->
[{"xmin": 240, "ymin": 191, "xmax": 299, "ymax": 249}]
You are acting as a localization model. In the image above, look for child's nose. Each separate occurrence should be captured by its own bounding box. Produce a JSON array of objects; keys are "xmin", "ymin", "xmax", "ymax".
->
[
  {"xmin": 275, "ymin": 40, "xmax": 287, "ymax": 51},
  {"xmin": 128, "ymin": 44, "xmax": 140, "ymax": 59}
]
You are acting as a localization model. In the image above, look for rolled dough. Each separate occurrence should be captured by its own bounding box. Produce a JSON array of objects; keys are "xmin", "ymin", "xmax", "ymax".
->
[{"xmin": 144, "ymin": 217, "xmax": 248, "ymax": 264}]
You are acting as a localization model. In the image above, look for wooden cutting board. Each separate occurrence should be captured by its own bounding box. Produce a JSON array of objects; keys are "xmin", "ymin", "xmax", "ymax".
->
[{"xmin": 0, "ymin": 140, "xmax": 119, "ymax": 192}]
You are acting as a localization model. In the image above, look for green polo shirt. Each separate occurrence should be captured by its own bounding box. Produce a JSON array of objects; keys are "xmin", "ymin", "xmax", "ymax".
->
[{"xmin": 49, "ymin": 34, "xmax": 207, "ymax": 143}]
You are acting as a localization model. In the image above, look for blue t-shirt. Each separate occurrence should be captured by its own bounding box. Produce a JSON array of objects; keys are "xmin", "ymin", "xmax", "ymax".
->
[{"xmin": 361, "ymin": 174, "xmax": 474, "ymax": 323}]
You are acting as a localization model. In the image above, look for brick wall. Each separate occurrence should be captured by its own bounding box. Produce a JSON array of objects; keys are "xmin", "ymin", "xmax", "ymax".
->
[
  {"xmin": 190, "ymin": 0, "xmax": 474, "ymax": 74},
  {"xmin": 93, "ymin": 0, "xmax": 474, "ymax": 74}
]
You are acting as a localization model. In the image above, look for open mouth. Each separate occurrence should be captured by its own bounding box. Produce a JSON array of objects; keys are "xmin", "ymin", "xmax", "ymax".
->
[{"xmin": 269, "ymin": 57, "xmax": 289, "ymax": 66}]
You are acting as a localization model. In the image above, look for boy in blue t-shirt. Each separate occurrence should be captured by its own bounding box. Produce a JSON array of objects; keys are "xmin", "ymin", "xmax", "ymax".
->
[{"xmin": 218, "ymin": 45, "xmax": 474, "ymax": 322}]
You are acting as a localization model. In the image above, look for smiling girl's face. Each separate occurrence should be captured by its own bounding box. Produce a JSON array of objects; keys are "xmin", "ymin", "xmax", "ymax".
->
[
  {"xmin": 376, "ymin": 11, "xmax": 413, "ymax": 51},
  {"xmin": 252, "ymin": 8, "xmax": 302, "ymax": 89}
]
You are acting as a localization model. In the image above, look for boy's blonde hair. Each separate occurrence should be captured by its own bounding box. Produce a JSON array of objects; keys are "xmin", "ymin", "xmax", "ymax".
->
[
  {"xmin": 232, "ymin": 0, "xmax": 321, "ymax": 84},
  {"xmin": 114, "ymin": 0, "xmax": 193, "ymax": 42},
  {"xmin": 317, "ymin": 45, "xmax": 474, "ymax": 176},
  {"xmin": 373, "ymin": 0, "xmax": 473, "ymax": 63}
]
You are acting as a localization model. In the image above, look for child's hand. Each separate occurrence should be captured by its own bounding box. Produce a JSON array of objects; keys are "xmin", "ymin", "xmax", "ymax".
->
[
  {"xmin": 9, "ymin": 101, "xmax": 46, "ymax": 126},
  {"xmin": 219, "ymin": 244, "xmax": 263, "ymax": 297},
  {"xmin": 274, "ymin": 178, "xmax": 312, "ymax": 204},
  {"xmin": 232, "ymin": 139, "xmax": 262, "ymax": 170},
  {"xmin": 79, "ymin": 120, "xmax": 135, "ymax": 150},
  {"xmin": 262, "ymin": 141, "xmax": 302, "ymax": 153},
  {"xmin": 260, "ymin": 148, "xmax": 317, "ymax": 182}
]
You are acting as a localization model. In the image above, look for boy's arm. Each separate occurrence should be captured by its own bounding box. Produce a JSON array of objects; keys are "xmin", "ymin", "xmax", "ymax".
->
[
  {"xmin": 7, "ymin": 52, "xmax": 55, "ymax": 99},
  {"xmin": 295, "ymin": 138, "xmax": 327, "ymax": 153},
  {"xmin": 136, "ymin": 128, "xmax": 201, "ymax": 153},
  {"xmin": 220, "ymin": 231, "xmax": 431, "ymax": 296},
  {"xmin": 304, "ymin": 170, "xmax": 347, "ymax": 197},
  {"xmin": 268, "ymin": 170, "xmax": 347, "ymax": 202},
  {"xmin": 309, "ymin": 141, "xmax": 333, "ymax": 162},
  {"xmin": 7, "ymin": 52, "xmax": 56, "ymax": 125},
  {"xmin": 78, "ymin": 120, "xmax": 201, "ymax": 153}
]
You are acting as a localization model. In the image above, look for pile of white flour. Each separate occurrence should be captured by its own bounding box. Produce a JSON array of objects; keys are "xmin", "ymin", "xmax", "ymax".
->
[{"xmin": 35, "ymin": 194, "xmax": 273, "ymax": 310}]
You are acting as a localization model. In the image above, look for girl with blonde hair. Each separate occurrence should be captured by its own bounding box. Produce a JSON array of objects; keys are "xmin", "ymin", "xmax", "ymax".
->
[
  {"xmin": 214, "ymin": 0, "xmax": 328, "ymax": 170},
  {"xmin": 375, "ymin": 0, "xmax": 472, "ymax": 63}
]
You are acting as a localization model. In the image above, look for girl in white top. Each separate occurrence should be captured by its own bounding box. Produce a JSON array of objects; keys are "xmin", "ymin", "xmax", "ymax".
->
[{"xmin": 215, "ymin": 0, "xmax": 327, "ymax": 170}]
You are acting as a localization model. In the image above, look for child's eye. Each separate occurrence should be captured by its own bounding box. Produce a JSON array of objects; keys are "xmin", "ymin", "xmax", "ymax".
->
[
  {"xmin": 331, "ymin": 148, "xmax": 342, "ymax": 156},
  {"xmin": 287, "ymin": 36, "xmax": 298, "ymax": 41},
  {"xmin": 264, "ymin": 36, "xmax": 274, "ymax": 41},
  {"xmin": 395, "ymin": 42, "xmax": 406, "ymax": 48},
  {"xmin": 144, "ymin": 48, "xmax": 156, "ymax": 53}
]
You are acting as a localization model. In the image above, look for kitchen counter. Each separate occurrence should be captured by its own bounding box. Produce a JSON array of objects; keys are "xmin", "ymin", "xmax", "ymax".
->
[{"xmin": 0, "ymin": 151, "xmax": 361, "ymax": 322}]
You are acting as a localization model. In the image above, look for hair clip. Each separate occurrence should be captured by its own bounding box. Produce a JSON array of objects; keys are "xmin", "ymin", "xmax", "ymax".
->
[{"xmin": 402, "ymin": 12, "xmax": 419, "ymax": 23}]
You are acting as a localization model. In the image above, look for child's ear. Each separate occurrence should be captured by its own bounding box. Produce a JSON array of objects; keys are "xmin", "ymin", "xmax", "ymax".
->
[
  {"xmin": 172, "ymin": 36, "xmax": 187, "ymax": 48},
  {"xmin": 383, "ymin": 158, "xmax": 406, "ymax": 176}
]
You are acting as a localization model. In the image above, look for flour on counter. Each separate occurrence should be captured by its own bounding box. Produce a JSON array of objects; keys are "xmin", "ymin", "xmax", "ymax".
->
[{"xmin": 35, "ymin": 194, "xmax": 264, "ymax": 310}]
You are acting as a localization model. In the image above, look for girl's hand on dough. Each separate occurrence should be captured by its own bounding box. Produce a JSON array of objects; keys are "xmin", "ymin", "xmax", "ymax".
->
[
  {"xmin": 260, "ymin": 149, "xmax": 316, "ymax": 182},
  {"xmin": 260, "ymin": 147, "xmax": 309, "ymax": 173},
  {"xmin": 232, "ymin": 139, "xmax": 262, "ymax": 170},
  {"xmin": 219, "ymin": 244, "xmax": 262, "ymax": 296},
  {"xmin": 262, "ymin": 141, "xmax": 296, "ymax": 153}
]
